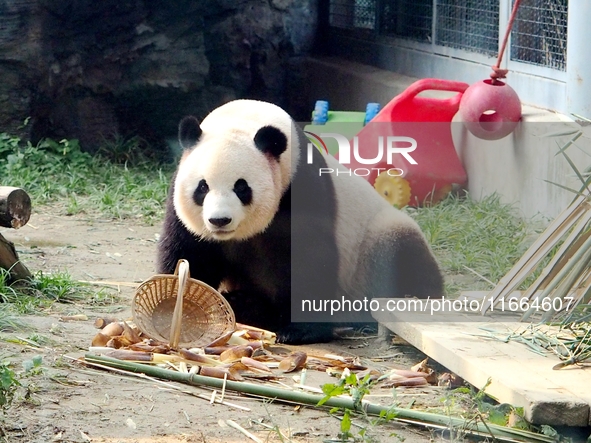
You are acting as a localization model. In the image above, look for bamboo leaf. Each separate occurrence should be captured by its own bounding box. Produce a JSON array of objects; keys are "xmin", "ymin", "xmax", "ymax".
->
[
  {"xmin": 542, "ymin": 180, "xmax": 585, "ymax": 199},
  {"xmin": 555, "ymin": 141, "xmax": 588, "ymax": 189},
  {"xmin": 575, "ymin": 174, "xmax": 591, "ymax": 198},
  {"xmin": 541, "ymin": 129, "xmax": 580, "ymax": 138},
  {"xmin": 341, "ymin": 409, "xmax": 351, "ymax": 433},
  {"xmin": 554, "ymin": 131, "xmax": 583, "ymax": 157},
  {"xmin": 318, "ymin": 383, "xmax": 346, "ymax": 406}
]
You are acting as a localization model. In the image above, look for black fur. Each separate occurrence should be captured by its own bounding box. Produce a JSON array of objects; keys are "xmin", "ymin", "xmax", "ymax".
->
[
  {"xmin": 254, "ymin": 126, "xmax": 288, "ymax": 159},
  {"xmin": 369, "ymin": 229, "xmax": 445, "ymax": 299},
  {"xmin": 193, "ymin": 179, "xmax": 209, "ymax": 206},
  {"xmin": 157, "ymin": 124, "xmax": 339, "ymax": 344},
  {"xmin": 233, "ymin": 179, "xmax": 252, "ymax": 205},
  {"xmin": 178, "ymin": 116, "xmax": 202, "ymax": 150}
]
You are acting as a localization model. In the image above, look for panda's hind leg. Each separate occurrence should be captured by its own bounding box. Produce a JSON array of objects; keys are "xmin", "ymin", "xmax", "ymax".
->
[
  {"xmin": 276, "ymin": 322, "xmax": 335, "ymax": 345},
  {"xmin": 360, "ymin": 226, "xmax": 445, "ymax": 300}
]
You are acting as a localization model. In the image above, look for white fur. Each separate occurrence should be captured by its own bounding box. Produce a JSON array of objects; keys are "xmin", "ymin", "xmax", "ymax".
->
[
  {"xmin": 174, "ymin": 100, "xmax": 298, "ymax": 241},
  {"xmin": 197, "ymin": 99, "xmax": 299, "ymax": 192}
]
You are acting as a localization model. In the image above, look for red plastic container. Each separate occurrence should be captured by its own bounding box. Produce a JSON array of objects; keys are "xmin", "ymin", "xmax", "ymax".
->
[{"xmin": 347, "ymin": 78, "xmax": 469, "ymax": 205}]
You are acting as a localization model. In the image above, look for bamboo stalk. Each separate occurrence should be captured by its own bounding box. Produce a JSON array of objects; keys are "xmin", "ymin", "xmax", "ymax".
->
[
  {"xmin": 85, "ymin": 354, "xmax": 554, "ymax": 443},
  {"xmin": 521, "ymin": 212, "xmax": 591, "ymax": 321},
  {"xmin": 543, "ymin": 228, "xmax": 591, "ymax": 286},
  {"xmin": 482, "ymin": 197, "xmax": 588, "ymax": 313},
  {"xmin": 75, "ymin": 355, "xmax": 249, "ymax": 411},
  {"xmin": 538, "ymin": 237, "xmax": 591, "ymax": 322}
]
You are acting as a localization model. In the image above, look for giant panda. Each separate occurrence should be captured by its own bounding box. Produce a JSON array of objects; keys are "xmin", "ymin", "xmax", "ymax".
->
[{"xmin": 157, "ymin": 99, "xmax": 444, "ymax": 344}]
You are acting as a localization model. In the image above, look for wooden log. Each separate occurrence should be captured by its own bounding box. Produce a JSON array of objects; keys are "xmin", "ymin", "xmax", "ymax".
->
[
  {"xmin": 0, "ymin": 233, "xmax": 31, "ymax": 281},
  {"xmin": 0, "ymin": 186, "xmax": 32, "ymax": 229}
]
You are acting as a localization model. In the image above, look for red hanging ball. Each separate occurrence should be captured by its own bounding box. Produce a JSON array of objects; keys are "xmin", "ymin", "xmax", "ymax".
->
[{"xmin": 459, "ymin": 79, "xmax": 522, "ymax": 140}]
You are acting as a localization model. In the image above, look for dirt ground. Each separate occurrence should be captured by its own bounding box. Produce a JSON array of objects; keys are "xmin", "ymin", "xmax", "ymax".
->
[{"xmin": 0, "ymin": 213, "xmax": 461, "ymax": 443}]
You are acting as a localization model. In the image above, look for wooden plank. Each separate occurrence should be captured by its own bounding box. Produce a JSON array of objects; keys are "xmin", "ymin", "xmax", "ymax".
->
[{"xmin": 372, "ymin": 297, "xmax": 591, "ymax": 426}]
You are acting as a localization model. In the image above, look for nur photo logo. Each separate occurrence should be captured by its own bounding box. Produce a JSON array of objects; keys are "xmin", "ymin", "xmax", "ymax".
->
[{"xmin": 304, "ymin": 130, "xmax": 419, "ymax": 177}]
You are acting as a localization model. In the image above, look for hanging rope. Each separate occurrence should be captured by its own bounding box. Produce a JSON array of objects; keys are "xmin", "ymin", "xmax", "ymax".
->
[{"xmin": 490, "ymin": 0, "xmax": 522, "ymax": 83}]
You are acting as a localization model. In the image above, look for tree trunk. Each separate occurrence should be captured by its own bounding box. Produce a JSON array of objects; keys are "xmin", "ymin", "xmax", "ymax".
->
[
  {"xmin": 0, "ymin": 233, "xmax": 31, "ymax": 281},
  {"xmin": 0, "ymin": 186, "xmax": 32, "ymax": 229}
]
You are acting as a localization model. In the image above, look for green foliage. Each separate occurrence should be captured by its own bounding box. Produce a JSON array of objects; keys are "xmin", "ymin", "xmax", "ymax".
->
[
  {"xmin": 319, "ymin": 371, "xmax": 374, "ymax": 409},
  {"xmin": 340, "ymin": 409, "xmax": 354, "ymax": 440},
  {"xmin": 320, "ymin": 372, "xmax": 390, "ymax": 442},
  {"xmin": 0, "ymin": 268, "xmax": 18, "ymax": 301},
  {"xmin": 28, "ymin": 270, "xmax": 89, "ymax": 303},
  {"xmin": 0, "ymin": 362, "xmax": 20, "ymax": 412},
  {"xmin": 96, "ymin": 134, "xmax": 155, "ymax": 165},
  {"xmin": 0, "ymin": 132, "xmax": 173, "ymax": 220},
  {"xmin": 0, "ymin": 356, "xmax": 47, "ymax": 413},
  {"xmin": 22, "ymin": 355, "xmax": 43, "ymax": 376}
]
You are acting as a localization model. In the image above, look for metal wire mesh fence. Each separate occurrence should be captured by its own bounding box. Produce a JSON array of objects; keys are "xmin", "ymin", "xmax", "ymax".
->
[
  {"xmin": 510, "ymin": 0, "xmax": 567, "ymax": 71},
  {"xmin": 435, "ymin": 0, "xmax": 499, "ymax": 56},
  {"xmin": 380, "ymin": 0, "xmax": 432, "ymax": 42},
  {"xmin": 327, "ymin": 0, "xmax": 568, "ymax": 71},
  {"xmin": 329, "ymin": 0, "xmax": 376, "ymax": 30}
]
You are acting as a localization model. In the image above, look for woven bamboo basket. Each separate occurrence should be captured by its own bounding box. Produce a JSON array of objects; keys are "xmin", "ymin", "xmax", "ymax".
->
[{"xmin": 131, "ymin": 259, "xmax": 235, "ymax": 349}]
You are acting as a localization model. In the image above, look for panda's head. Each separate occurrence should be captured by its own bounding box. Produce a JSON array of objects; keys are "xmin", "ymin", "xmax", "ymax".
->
[{"xmin": 173, "ymin": 99, "xmax": 299, "ymax": 241}]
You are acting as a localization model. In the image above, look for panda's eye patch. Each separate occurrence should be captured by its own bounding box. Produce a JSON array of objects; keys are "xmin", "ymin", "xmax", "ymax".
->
[
  {"xmin": 234, "ymin": 179, "xmax": 252, "ymax": 205},
  {"xmin": 193, "ymin": 179, "xmax": 209, "ymax": 206}
]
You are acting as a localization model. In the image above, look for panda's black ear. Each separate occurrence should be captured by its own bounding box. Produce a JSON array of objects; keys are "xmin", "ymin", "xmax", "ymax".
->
[
  {"xmin": 254, "ymin": 126, "xmax": 288, "ymax": 159},
  {"xmin": 178, "ymin": 116, "xmax": 202, "ymax": 150}
]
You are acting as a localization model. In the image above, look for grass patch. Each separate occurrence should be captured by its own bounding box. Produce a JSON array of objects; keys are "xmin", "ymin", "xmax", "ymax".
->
[
  {"xmin": 0, "ymin": 306, "xmax": 25, "ymax": 332},
  {"xmin": 0, "ymin": 268, "xmax": 115, "ymax": 316},
  {"xmin": 0, "ymin": 133, "xmax": 173, "ymax": 221},
  {"xmin": 408, "ymin": 193, "xmax": 533, "ymax": 295}
]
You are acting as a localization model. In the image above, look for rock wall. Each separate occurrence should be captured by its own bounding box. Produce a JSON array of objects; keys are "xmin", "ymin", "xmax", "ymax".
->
[{"xmin": 0, "ymin": 0, "xmax": 317, "ymax": 156}]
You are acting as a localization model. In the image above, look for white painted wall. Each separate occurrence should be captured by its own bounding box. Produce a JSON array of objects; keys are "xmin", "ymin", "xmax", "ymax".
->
[{"xmin": 452, "ymin": 109, "xmax": 590, "ymax": 219}]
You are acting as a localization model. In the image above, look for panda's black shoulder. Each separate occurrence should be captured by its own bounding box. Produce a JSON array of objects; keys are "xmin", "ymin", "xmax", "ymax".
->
[
  {"xmin": 290, "ymin": 128, "xmax": 337, "ymax": 214},
  {"xmin": 156, "ymin": 179, "xmax": 225, "ymax": 281}
]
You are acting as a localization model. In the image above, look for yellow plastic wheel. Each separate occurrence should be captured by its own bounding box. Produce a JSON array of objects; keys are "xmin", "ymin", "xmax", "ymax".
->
[{"xmin": 373, "ymin": 172, "xmax": 412, "ymax": 208}]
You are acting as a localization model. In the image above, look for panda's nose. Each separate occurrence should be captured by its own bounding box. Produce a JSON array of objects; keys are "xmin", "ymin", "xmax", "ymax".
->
[{"xmin": 209, "ymin": 217, "xmax": 232, "ymax": 227}]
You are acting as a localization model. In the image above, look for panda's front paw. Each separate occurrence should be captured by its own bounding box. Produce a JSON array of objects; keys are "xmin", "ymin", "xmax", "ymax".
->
[{"xmin": 276, "ymin": 323, "xmax": 335, "ymax": 345}]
